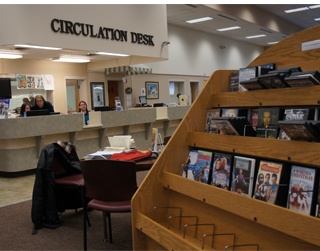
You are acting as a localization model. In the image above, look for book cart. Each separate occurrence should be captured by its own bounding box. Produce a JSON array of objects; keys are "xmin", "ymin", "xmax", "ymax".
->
[{"xmin": 131, "ymin": 25, "xmax": 320, "ymax": 250}]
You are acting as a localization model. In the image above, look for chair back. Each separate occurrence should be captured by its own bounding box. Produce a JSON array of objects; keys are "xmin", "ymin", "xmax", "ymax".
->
[{"xmin": 80, "ymin": 159, "xmax": 137, "ymax": 202}]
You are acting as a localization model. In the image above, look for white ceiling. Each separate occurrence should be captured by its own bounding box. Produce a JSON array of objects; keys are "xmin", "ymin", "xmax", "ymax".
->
[
  {"xmin": 167, "ymin": 4, "xmax": 320, "ymax": 47},
  {"xmin": 1, "ymin": 4, "xmax": 319, "ymax": 64}
]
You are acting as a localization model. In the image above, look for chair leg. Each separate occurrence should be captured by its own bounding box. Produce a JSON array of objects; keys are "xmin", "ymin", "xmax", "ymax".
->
[
  {"xmin": 102, "ymin": 212, "xmax": 112, "ymax": 243},
  {"xmin": 107, "ymin": 212, "xmax": 112, "ymax": 244},
  {"xmin": 82, "ymin": 187, "xmax": 87, "ymax": 251},
  {"xmin": 103, "ymin": 212, "xmax": 108, "ymax": 242}
]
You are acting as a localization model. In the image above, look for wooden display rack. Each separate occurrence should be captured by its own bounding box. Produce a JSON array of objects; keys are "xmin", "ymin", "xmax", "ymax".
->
[{"xmin": 132, "ymin": 25, "xmax": 320, "ymax": 250}]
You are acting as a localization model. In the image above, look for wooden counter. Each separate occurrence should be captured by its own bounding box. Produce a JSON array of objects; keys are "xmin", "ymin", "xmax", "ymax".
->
[{"xmin": 0, "ymin": 107, "xmax": 189, "ymax": 175}]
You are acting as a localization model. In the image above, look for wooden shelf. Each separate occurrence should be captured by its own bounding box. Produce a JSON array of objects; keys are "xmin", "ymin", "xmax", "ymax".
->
[
  {"xmin": 188, "ymin": 132, "xmax": 320, "ymax": 167},
  {"xmin": 132, "ymin": 25, "xmax": 320, "ymax": 251}
]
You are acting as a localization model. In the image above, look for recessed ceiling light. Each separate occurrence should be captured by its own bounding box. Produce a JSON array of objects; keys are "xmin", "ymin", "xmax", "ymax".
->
[
  {"xmin": 217, "ymin": 26, "xmax": 241, "ymax": 32},
  {"xmin": 267, "ymin": 41, "xmax": 279, "ymax": 45},
  {"xmin": 0, "ymin": 53, "xmax": 23, "ymax": 59},
  {"xmin": 245, "ymin": 34, "xmax": 267, "ymax": 39},
  {"xmin": 309, "ymin": 5, "xmax": 320, "ymax": 9},
  {"xmin": 96, "ymin": 52, "xmax": 129, "ymax": 57},
  {"xmin": 284, "ymin": 7, "xmax": 309, "ymax": 13},
  {"xmin": 14, "ymin": 44, "xmax": 62, "ymax": 50},
  {"xmin": 52, "ymin": 57, "xmax": 90, "ymax": 63},
  {"xmin": 315, "ymin": 18, "xmax": 320, "ymax": 21},
  {"xmin": 186, "ymin": 17, "xmax": 213, "ymax": 24}
]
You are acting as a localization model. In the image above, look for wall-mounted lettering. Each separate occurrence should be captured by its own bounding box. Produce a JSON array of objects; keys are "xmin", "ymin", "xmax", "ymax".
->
[{"xmin": 50, "ymin": 18, "xmax": 154, "ymax": 46}]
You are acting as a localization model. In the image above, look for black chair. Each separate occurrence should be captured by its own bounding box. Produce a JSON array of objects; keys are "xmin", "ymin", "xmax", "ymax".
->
[{"xmin": 80, "ymin": 159, "xmax": 137, "ymax": 250}]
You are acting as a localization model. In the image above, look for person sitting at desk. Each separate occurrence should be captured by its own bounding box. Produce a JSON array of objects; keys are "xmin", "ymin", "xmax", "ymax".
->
[
  {"xmin": 31, "ymin": 95, "xmax": 55, "ymax": 113},
  {"xmin": 79, "ymin": 100, "xmax": 90, "ymax": 125},
  {"xmin": 20, "ymin": 103, "xmax": 31, "ymax": 117}
]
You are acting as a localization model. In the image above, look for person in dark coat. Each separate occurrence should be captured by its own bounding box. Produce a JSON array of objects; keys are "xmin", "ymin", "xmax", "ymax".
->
[{"xmin": 31, "ymin": 94, "xmax": 55, "ymax": 113}]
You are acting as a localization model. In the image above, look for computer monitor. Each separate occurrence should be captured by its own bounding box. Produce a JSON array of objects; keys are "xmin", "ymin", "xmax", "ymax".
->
[
  {"xmin": 26, "ymin": 109, "xmax": 50, "ymax": 117},
  {"xmin": 0, "ymin": 78, "xmax": 12, "ymax": 99},
  {"xmin": 139, "ymin": 96, "xmax": 147, "ymax": 105},
  {"xmin": 153, "ymin": 103, "xmax": 165, "ymax": 107},
  {"xmin": 94, "ymin": 106, "xmax": 111, "ymax": 112}
]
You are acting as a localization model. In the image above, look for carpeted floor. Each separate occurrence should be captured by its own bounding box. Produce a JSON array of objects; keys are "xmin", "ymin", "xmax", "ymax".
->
[{"xmin": 0, "ymin": 200, "xmax": 133, "ymax": 250}]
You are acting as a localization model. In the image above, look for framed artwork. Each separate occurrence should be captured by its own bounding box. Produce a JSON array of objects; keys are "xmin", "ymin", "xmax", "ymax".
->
[
  {"xmin": 90, "ymin": 82, "xmax": 105, "ymax": 108},
  {"xmin": 145, "ymin": 81, "xmax": 159, "ymax": 99}
]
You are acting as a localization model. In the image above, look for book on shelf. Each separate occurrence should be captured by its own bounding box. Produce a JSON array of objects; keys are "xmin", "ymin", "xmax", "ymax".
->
[
  {"xmin": 316, "ymin": 179, "xmax": 320, "ymax": 218},
  {"xmin": 182, "ymin": 149, "xmax": 213, "ymax": 184},
  {"xmin": 211, "ymin": 152, "xmax": 233, "ymax": 190},
  {"xmin": 231, "ymin": 156, "xmax": 256, "ymax": 197},
  {"xmin": 181, "ymin": 149, "xmax": 198, "ymax": 180},
  {"xmin": 229, "ymin": 71, "xmax": 239, "ymax": 92},
  {"xmin": 238, "ymin": 66, "xmax": 259, "ymax": 92},
  {"xmin": 256, "ymin": 107, "xmax": 283, "ymax": 138},
  {"xmin": 248, "ymin": 108, "xmax": 259, "ymax": 131},
  {"xmin": 258, "ymin": 63, "xmax": 276, "ymax": 76},
  {"xmin": 287, "ymin": 165, "xmax": 318, "ymax": 216},
  {"xmin": 238, "ymin": 77, "xmax": 266, "ymax": 91},
  {"xmin": 221, "ymin": 108, "xmax": 248, "ymax": 118},
  {"xmin": 257, "ymin": 72, "xmax": 289, "ymax": 89},
  {"xmin": 205, "ymin": 108, "xmax": 221, "ymax": 133},
  {"xmin": 283, "ymin": 108, "xmax": 315, "ymax": 121},
  {"xmin": 209, "ymin": 117, "xmax": 256, "ymax": 136},
  {"xmin": 278, "ymin": 108, "xmax": 316, "ymax": 140},
  {"xmin": 278, "ymin": 120, "xmax": 320, "ymax": 142},
  {"xmin": 284, "ymin": 70, "xmax": 320, "ymax": 87},
  {"xmin": 253, "ymin": 160, "xmax": 284, "ymax": 204}
]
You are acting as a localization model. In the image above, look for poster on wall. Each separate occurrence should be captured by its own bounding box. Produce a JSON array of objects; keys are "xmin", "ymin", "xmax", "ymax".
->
[
  {"xmin": 90, "ymin": 82, "xmax": 105, "ymax": 108},
  {"xmin": 0, "ymin": 99, "xmax": 10, "ymax": 118},
  {"xmin": 145, "ymin": 82, "xmax": 159, "ymax": 99},
  {"xmin": 16, "ymin": 74, "xmax": 53, "ymax": 90}
]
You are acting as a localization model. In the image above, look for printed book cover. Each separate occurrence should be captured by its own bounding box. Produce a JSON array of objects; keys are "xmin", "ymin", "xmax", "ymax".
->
[
  {"xmin": 231, "ymin": 156, "xmax": 256, "ymax": 197},
  {"xmin": 181, "ymin": 149, "xmax": 198, "ymax": 180},
  {"xmin": 182, "ymin": 149, "xmax": 213, "ymax": 185},
  {"xmin": 209, "ymin": 118, "xmax": 239, "ymax": 136},
  {"xmin": 288, "ymin": 165, "xmax": 317, "ymax": 216},
  {"xmin": 317, "ymin": 179, "xmax": 320, "ymax": 218},
  {"xmin": 229, "ymin": 71, "xmax": 239, "ymax": 92},
  {"xmin": 221, "ymin": 108, "xmax": 239, "ymax": 118},
  {"xmin": 211, "ymin": 152, "xmax": 233, "ymax": 190},
  {"xmin": 278, "ymin": 120, "xmax": 320, "ymax": 142},
  {"xmin": 256, "ymin": 107, "xmax": 283, "ymax": 138},
  {"xmin": 248, "ymin": 108, "xmax": 259, "ymax": 131},
  {"xmin": 193, "ymin": 150, "xmax": 213, "ymax": 184},
  {"xmin": 205, "ymin": 108, "xmax": 221, "ymax": 133},
  {"xmin": 278, "ymin": 108, "xmax": 315, "ymax": 140},
  {"xmin": 253, "ymin": 160, "xmax": 283, "ymax": 204}
]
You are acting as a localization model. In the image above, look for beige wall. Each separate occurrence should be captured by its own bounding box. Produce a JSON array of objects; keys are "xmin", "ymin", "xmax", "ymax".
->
[{"xmin": 1, "ymin": 59, "xmax": 89, "ymax": 113}]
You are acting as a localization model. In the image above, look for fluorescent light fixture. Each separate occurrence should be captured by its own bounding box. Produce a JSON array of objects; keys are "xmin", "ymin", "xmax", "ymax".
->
[
  {"xmin": 309, "ymin": 5, "xmax": 320, "ymax": 9},
  {"xmin": 14, "ymin": 44, "xmax": 62, "ymax": 50},
  {"xmin": 186, "ymin": 17, "xmax": 213, "ymax": 24},
  {"xmin": 217, "ymin": 26, "xmax": 241, "ymax": 32},
  {"xmin": 96, "ymin": 52, "xmax": 129, "ymax": 57},
  {"xmin": 0, "ymin": 53, "xmax": 22, "ymax": 59},
  {"xmin": 284, "ymin": 7, "xmax": 309, "ymax": 13},
  {"xmin": 267, "ymin": 41, "xmax": 279, "ymax": 45},
  {"xmin": 245, "ymin": 34, "xmax": 266, "ymax": 39},
  {"xmin": 315, "ymin": 18, "xmax": 320, "ymax": 21},
  {"xmin": 52, "ymin": 57, "xmax": 90, "ymax": 63}
]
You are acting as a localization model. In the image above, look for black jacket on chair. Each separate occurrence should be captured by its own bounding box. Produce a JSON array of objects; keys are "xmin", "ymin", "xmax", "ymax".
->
[{"xmin": 31, "ymin": 142, "xmax": 81, "ymax": 233}]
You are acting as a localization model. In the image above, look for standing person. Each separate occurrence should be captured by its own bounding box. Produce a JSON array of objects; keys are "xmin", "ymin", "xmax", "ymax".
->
[
  {"xmin": 31, "ymin": 95, "xmax": 54, "ymax": 113},
  {"xmin": 22, "ymin": 97, "xmax": 30, "ymax": 105},
  {"xmin": 20, "ymin": 103, "xmax": 31, "ymax": 117},
  {"xmin": 29, "ymin": 95, "xmax": 35, "ymax": 106},
  {"xmin": 79, "ymin": 101, "xmax": 90, "ymax": 125}
]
